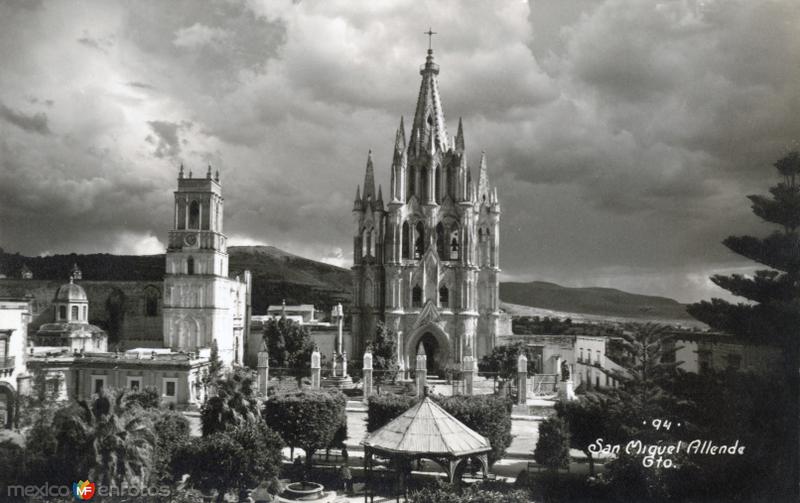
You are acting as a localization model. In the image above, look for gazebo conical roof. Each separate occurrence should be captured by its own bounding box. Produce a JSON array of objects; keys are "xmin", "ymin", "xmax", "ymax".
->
[{"xmin": 361, "ymin": 397, "xmax": 491, "ymax": 457}]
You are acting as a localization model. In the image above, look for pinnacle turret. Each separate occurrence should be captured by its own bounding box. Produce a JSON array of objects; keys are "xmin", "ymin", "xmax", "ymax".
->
[
  {"xmin": 410, "ymin": 48, "xmax": 448, "ymax": 157},
  {"xmin": 362, "ymin": 150, "xmax": 376, "ymax": 202},
  {"xmin": 395, "ymin": 116, "xmax": 406, "ymax": 152},
  {"xmin": 477, "ymin": 151, "xmax": 490, "ymax": 204},
  {"xmin": 455, "ymin": 117, "xmax": 465, "ymax": 152},
  {"xmin": 353, "ymin": 184, "xmax": 362, "ymax": 211}
]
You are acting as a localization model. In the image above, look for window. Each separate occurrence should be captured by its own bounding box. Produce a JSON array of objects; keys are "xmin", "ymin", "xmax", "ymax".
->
[
  {"xmin": 439, "ymin": 286, "xmax": 449, "ymax": 308},
  {"xmin": 421, "ymin": 166, "xmax": 428, "ymax": 200},
  {"xmin": 588, "ymin": 350, "xmax": 592, "ymax": 364},
  {"xmin": 412, "ymin": 285, "xmax": 423, "ymax": 308},
  {"xmin": 596, "ymin": 350, "xmax": 601, "ymax": 365},
  {"xmin": 187, "ymin": 256, "xmax": 194, "ymax": 275},
  {"xmin": 189, "ymin": 200, "xmax": 200, "ymax": 229},
  {"xmin": 436, "ymin": 222, "xmax": 446, "ymax": 258},
  {"xmin": 579, "ymin": 348, "xmax": 584, "ymax": 363},
  {"xmin": 434, "ymin": 165, "xmax": 440, "ymax": 202},
  {"xmin": 414, "ymin": 222, "xmax": 425, "ymax": 258},
  {"xmin": 127, "ymin": 377, "xmax": 142, "ymax": 391},
  {"xmin": 163, "ymin": 378, "xmax": 178, "ymax": 402},
  {"xmin": 82, "ymin": 306, "xmax": 87, "ymax": 321},
  {"xmin": 46, "ymin": 378, "xmax": 60, "ymax": 397},
  {"xmin": 92, "ymin": 376, "xmax": 106, "ymax": 395},
  {"xmin": 596, "ymin": 375, "xmax": 600, "ymax": 388},
  {"xmin": 59, "ymin": 305, "xmax": 67, "ymax": 320},
  {"xmin": 401, "ymin": 222, "xmax": 410, "ymax": 259},
  {"xmin": 408, "ymin": 167, "xmax": 416, "ymax": 197},
  {"xmin": 71, "ymin": 305, "xmax": 79, "ymax": 321}
]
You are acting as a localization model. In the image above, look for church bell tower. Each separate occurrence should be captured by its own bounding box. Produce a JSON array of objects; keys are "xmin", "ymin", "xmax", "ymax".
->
[{"xmin": 163, "ymin": 165, "xmax": 242, "ymax": 365}]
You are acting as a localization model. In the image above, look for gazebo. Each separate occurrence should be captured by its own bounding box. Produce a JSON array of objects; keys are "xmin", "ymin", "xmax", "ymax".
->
[{"xmin": 361, "ymin": 396, "xmax": 492, "ymax": 501}]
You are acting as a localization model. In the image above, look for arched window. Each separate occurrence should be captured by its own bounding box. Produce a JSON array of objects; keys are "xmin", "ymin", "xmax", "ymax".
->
[
  {"xmin": 412, "ymin": 285, "xmax": 423, "ymax": 308},
  {"xmin": 408, "ymin": 167, "xmax": 416, "ymax": 197},
  {"xmin": 436, "ymin": 222, "xmax": 446, "ymax": 258},
  {"xmin": 187, "ymin": 256, "xmax": 195, "ymax": 275},
  {"xmin": 439, "ymin": 285, "xmax": 449, "ymax": 308},
  {"xmin": 189, "ymin": 200, "xmax": 200, "ymax": 229},
  {"xmin": 450, "ymin": 229, "xmax": 460, "ymax": 260},
  {"xmin": 83, "ymin": 306, "xmax": 87, "ymax": 321},
  {"xmin": 144, "ymin": 287, "xmax": 159, "ymax": 317},
  {"xmin": 414, "ymin": 222, "xmax": 425, "ymax": 259},
  {"xmin": 59, "ymin": 305, "xmax": 67, "ymax": 320},
  {"xmin": 401, "ymin": 222, "xmax": 410, "ymax": 259},
  {"xmin": 71, "ymin": 305, "xmax": 79, "ymax": 320}
]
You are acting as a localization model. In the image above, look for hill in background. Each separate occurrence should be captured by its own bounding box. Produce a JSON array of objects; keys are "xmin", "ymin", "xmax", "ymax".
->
[{"xmin": 1, "ymin": 247, "xmax": 699, "ymax": 324}]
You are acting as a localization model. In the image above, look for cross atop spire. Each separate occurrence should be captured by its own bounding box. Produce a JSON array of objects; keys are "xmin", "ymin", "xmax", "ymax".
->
[{"xmin": 424, "ymin": 27, "xmax": 437, "ymax": 51}]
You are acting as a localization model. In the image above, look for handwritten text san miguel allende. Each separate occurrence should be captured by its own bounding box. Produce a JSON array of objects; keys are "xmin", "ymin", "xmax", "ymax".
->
[{"xmin": 588, "ymin": 439, "xmax": 746, "ymax": 468}]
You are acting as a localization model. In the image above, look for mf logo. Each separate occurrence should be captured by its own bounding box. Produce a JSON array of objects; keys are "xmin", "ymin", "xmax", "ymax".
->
[{"xmin": 72, "ymin": 480, "xmax": 96, "ymax": 500}]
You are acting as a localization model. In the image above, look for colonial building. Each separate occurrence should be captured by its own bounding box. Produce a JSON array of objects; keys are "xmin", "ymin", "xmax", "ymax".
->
[
  {"xmin": 0, "ymin": 297, "xmax": 31, "ymax": 428},
  {"xmin": 33, "ymin": 279, "xmax": 107, "ymax": 352},
  {"xmin": 162, "ymin": 166, "xmax": 251, "ymax": 366},
  {"xmin": 351, "ymin": 48, "xmax": 507, "ymax": 374}
]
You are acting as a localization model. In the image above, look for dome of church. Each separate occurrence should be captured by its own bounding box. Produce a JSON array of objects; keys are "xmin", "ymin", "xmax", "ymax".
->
[{"xmin": 55, "ymin": 279, "xmax": 88, "ymax": 303}]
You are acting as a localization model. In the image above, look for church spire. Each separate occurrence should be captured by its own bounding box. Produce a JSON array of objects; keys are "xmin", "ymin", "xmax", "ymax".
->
[
  {"xmin": 455, "ymin": 117, "xmax": 465, "ymax": 152},
  {"xmin": 410, "ymin": 46, "xmax": 449, "ymax": 156},
  {"xmin": 353, "ymin": 184, "xmax": 362, "ymax": 211},
  {"xmin": 395, "ymin": 116, "xmax": 406, "ymax": 152},
  {"xmin": 362, "ymin": 150, "xmax": 376, "ymax": 202}
]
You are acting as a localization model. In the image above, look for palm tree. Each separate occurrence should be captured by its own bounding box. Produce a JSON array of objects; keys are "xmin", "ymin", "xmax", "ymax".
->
[
  {"xmin": 74, "ymin": 390, "xmax": 156, "ymax": 489},
  {"xmin": 201, "ymin": 368, "xmax": 261, "ymax": 436}
]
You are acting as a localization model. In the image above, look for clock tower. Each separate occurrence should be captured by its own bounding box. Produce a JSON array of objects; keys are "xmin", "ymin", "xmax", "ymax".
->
[{"xmin": 162, "ymin": 165, "xmax": 247, "ymax": 365}]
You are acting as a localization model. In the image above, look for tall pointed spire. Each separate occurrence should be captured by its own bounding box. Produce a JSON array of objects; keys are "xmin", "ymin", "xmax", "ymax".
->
[
  {"xmin": 455, "ymin": 117, "xmax": 465, "ymax": 152},
  {"xmin": 477, "ymin": 151, "xmax": 489, "ymax": 204},
  {"xmin": 362, "ymin": 150, "xmax": 376, "ymax": 201},
  {"xmin": 395, "ymin": 116, "xmax": 406, "ymax": 152},
  {"xmin": 353, "ymin": 184, "xmax": 362, "ymax": 211},
  {"xmin": 410, "ymin": 47, "xmax": 449, "ymax": 156}
]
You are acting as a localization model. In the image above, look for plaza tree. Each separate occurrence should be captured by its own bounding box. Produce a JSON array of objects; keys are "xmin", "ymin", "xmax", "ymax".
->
[
  {"xmin": 263, "ymin": 315, "xmax": 315, "ymax": 374},
  {"xmin": 533, "ymin": 416, "xmax": 570, "ymax": 473},
  {"xmin": 478, "ymin": 342, "xmax": 538, "ymax": 395},
  {"xmin": 554, "ymin": 394, "xmax": 612, "ymax": 475},
  {"xmin": 263, "ymin": 389, "xmax": 346, "ymax": 470},
  {"xmin": 175, "ymin": 421, "xmax": 283, "ymax": 503},
  {"xmin": 201, "ymin": 367, "xmax": 261, "ymax": 436},
  {"xmin": 686, "ymin": 151, "xmax": 800, "ymax": 500},
  {"xmin": 369, "ymin": 321, "xmax": 400, "ymax": 383}
]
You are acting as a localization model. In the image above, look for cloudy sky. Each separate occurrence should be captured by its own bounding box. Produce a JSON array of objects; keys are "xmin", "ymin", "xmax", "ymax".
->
[{"xmin": 1, "ymin": 0, "xmax": 798, "ymax": 303}]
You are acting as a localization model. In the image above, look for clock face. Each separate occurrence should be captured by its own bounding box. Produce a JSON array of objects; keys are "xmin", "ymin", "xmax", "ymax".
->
[{"xmin": 184, "ymin": 234, "xmax": 198, "ymax": 247}]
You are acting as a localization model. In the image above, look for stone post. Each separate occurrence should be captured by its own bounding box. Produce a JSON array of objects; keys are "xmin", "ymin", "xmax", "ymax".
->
[
  {"xmin": 257, "ymin": 342, "xmax": 269, "ymax": 397},
  {"xmin": 363, "ymin": 350, "xmax": 373, "ymax": 402},
  {"xmin": 416, "ymin": 353, "xmax": 427, "ymax": 398},
  {"xmin": 341, "ymin": 350, "xmax": 348, "ymax": 377},
  {"xmin": 462, "ymin": 356, "xmax": 475, "ymax": 396},
  {"xmin": 517, "ymin": 354, "xmax": 528, "ymax": 406},
  {"xmin": 311, "ymin": 348, "xmax": 321, "ymax": 389}
]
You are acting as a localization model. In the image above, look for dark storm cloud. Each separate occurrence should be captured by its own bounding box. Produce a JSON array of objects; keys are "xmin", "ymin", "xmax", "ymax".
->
[
  {"xmin": 1, "ymin": 0, "xmax": 798, "ymax": 302},
  {"xmin": 0, "ymin": 101, "xmax": 50, "ymax": 134}
]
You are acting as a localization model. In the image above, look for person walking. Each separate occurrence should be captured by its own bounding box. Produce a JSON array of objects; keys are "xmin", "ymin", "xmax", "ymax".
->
[{"xmin": 339, "ymin": 464, "xmax": 353, "ymax": 494}]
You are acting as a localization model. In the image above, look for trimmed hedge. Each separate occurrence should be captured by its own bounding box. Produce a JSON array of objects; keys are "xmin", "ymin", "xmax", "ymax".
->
[
  {"xmin": 263, "ymin": 389, "xmax": 346, "ymax": 465},
  {"xmin": 366, "ymin": 394, "xmax": 513, "ymax": 465}
]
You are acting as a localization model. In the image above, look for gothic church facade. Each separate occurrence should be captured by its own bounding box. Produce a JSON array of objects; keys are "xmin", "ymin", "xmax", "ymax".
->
[{"xmin": 351, "ymin": 48, "xmax": 506, "ymax": 373}]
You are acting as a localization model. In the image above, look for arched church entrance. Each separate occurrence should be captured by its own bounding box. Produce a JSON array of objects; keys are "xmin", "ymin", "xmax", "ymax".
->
[{"xmin": 417, "ymin": 333, "xmax": 439, "ymax": 374}]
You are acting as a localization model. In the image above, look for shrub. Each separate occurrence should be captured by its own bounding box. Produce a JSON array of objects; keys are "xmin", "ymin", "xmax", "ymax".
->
[
  {"xmin": 409, "ymin": 483, "xmax": 528, "ymax": 503},
  {"xmin": 437, "ymin": 395, "xmax": 513, "ymax": 465},
  {"xmin": 533, "ymin": 416, "xmax": 570, "ymax": 471},
  {"xmin": 366, "ymin": 393, "xmax": 416, "ymax": 432}
]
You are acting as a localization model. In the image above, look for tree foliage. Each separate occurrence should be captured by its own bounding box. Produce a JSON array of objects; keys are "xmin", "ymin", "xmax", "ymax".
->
[
  {"xmin": 263, "ymin": 316, "xmax": 315, "ymax": 371},
  {"xmin": 175, "ymin": 421, "xmax": 283, "ymax": 503},
  {"xmin": 366, "ymin": 393, "xmax": 417, "ymax": 432},
  {"xmin": 263, "ymin": 389, "xmax": 346, "ymax": 468},
  {"xmin": 687, "ymin": 151, "xmax": 800, "ymax": 351},
  {"xmin": 554, "ymin": 394, "xmax": 612, "ymax": 475},
  {"xmin": 201, "ymin": 367, "xmax": 261, "ymax": 436},
  {"xmin": 369, "ymin": 321, "xmax": 400, "ymax": 383},
  {"xmin": 478, "ymin": 342, "xmax": 538, "ymax": 381},
  {"xmin": 533, "ymin": 417, "xmax": 570, "ymax": 471}
]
